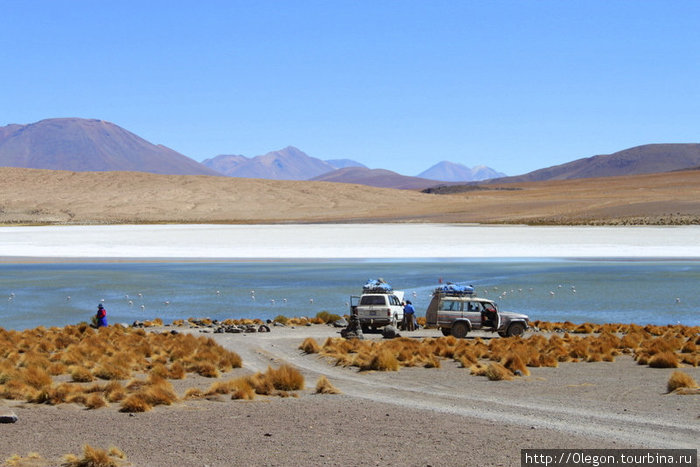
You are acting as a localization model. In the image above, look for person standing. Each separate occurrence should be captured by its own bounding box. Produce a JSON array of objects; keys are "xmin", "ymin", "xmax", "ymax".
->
[
  {"xmin": 95, "ymin": 303, "xmax": 108, "ymax": 327},
  {"xmin": 403, "ymin": 300, "xmax": 416, "ymax": 331}
]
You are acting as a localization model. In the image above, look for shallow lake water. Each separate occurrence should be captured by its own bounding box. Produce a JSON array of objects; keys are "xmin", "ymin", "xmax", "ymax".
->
[{"xmin": 1, "ymin": 259, "xmax": 698, "ymax": 330}]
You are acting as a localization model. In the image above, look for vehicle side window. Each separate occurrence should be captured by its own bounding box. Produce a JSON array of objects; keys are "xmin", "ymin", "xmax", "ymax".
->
[
  {"xmin": 440, "ymin": 300, "xmax": 459, "ymax": 311},
  {"xmin": 360, "ymin": 296, "xmax": 385, "ymax": 305},
  {"xmin": 390, "ymin": 296, "xmax": 400, "ymax": 306},
  {"xmin": 467, "ymin": 302, "xmax": 482, "ymax": 312}
]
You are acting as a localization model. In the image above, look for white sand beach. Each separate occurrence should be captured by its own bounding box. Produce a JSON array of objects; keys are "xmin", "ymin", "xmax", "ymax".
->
[{"xmin": 1, "ymin": 224, "xmax": 700, "ymax": 259}]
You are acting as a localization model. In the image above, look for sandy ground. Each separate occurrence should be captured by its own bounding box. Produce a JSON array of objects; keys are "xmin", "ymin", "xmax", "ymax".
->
[
  {"xmin": 1, "ymin": 325, "xmax": 698, "ymax": 467},
  {"xmin": 1, "ymin": 167, "xmax": 700, "ymax": 225}
]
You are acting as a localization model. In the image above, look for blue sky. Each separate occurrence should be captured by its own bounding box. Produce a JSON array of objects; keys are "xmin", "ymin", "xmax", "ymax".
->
[{"xmin": 2, "ymin": 1, "xmax": 699, "ymax": 176}]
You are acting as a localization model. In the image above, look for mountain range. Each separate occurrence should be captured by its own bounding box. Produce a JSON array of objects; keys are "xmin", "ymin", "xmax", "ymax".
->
[
  {"xmin": 201, "ymin": 147, "xmax": 367, "ymax": 180},
  {"xmin": 1, "ymin": 118, "xmax": 699, "ymax": 190}
]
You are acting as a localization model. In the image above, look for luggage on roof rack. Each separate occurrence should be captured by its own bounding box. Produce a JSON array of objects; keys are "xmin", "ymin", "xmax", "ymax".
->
[
  {"xmin": 433, "ymin": 283, "xmax": 474, "ymax": 296},
  {"xmin": 362, "ymin": 278, "xmax": 393, "ymax": 294}
]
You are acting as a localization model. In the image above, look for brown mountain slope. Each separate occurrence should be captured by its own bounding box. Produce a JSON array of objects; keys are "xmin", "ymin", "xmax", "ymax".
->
[
  {"xmin": 0, "ymin": 118, "xmax": 220, "ymax": 176},
  {"xmin": 0, "ymin": 167, "xmax": 699, "ymax": 225},
  {"xmin": 491, "ymin": 143, "xmax": 700, "ymax": 183}
]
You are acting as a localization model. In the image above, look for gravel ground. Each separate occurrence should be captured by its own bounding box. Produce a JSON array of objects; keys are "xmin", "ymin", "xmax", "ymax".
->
[{"xmin": 1, "ymin": 325, "xmax": 698, "ymax": 466}]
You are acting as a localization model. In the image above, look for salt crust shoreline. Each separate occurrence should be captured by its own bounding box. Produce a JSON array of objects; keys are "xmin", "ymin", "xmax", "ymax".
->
[{"xmin": 1, "ymin": 224, "xmax": 700, "ymax": 259}]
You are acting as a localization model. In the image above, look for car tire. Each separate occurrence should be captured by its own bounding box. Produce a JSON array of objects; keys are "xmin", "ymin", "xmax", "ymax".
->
[
  {"xmin": 498, "ymin": 331, "xmax": 508, "ymax": 338},
  {"xmin": 441, "ymin": 327, "xmax": 451, "ymax": 336},
  {"xmin": 451, "ymin": 322, "xmax": 468, "ymax": 339},
  {"xmin": 507, "ymin": 322, "xmax": 525, "ymax": 337}
]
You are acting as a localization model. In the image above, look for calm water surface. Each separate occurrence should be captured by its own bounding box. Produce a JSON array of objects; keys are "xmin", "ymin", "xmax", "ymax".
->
[{"xmin": 1, "ymin": 259, "xmax": 698, "ymax": 330}]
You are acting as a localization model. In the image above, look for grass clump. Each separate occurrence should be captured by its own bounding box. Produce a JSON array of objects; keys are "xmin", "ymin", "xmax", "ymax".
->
[
  {"xmin": 299, "ymin": 337, "xmax": 321, "ymax": 354},
  {"xmin": 667, "ymin": 371, "xmax": 698, "ymax": 393},
  {"xmin": 63, "ymin": 444, "xmax": 127, "ymax": 467},
  {"xmin": 315, "ymin": 375, "xmax": 341, "ymax": 394}
]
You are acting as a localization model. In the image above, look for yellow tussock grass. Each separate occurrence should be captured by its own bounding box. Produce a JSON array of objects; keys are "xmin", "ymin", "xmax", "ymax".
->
[
  {"xmin": 85, "ymin": 393, "xmax": 107, "ymax": 409},
  {"xmin": 70, "ymin": 367, "xmax": 94, "ymax": 383},
  {"xmin": 502, "ymin": 352, "xmax": 530, "ymax": 376},
  {"xmin": 63, "ymin": 444, "xmax": 127, "ymax": 467},
  {"xmin": 315, "ymin": 375, "xmax": 341, "ymax": 394},
  {"xmin": 184, "ymin": 388, "xmax": 205, "ymax": 400},
  {"xmin": 266, "ymin": 364, "xmax": 305, "ymax": 391},
  {"xmin": 119, "ymin": 394, "xmax": 152, "ymax": 413},
  {"xmin": 485, "ymin": 362, "xmax": 513, "ymax": 381},
  {"xmin": 230, "ymin": 378, "xmax": 256, "ymax": 400},
  {"xmin": 667, "ymin": 371, "xmax": 698, "ymax": 393},
  {"xmin": 3, "ymin": 452, "xmax": 45, "ymax": 467},
  {"xmin": 299, "ymin": 337, "xmax": 321, "ymax": 354},
  {"xmin": 360, "ymin": 349, "xmax": 399, "ymax": 372},
  {"xmin": 648, "ymin": 351, "xmax": 679, "ymax": 368}
]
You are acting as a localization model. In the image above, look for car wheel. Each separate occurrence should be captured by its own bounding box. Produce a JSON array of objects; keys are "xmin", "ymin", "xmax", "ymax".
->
[
  {"xmin": 498, "ymin": 331, "xmax": 508, "ymax": 338},
  {"xmin": 441, "ymin": 327, "xmax": 451, "ymax": 336},
  {"xmin": 507, "ymin": 322, "xmax": 525, "ymax": 337},
  {"xmin": 451, "ymin": 322, "xmax": 468, "ymax": 339}
]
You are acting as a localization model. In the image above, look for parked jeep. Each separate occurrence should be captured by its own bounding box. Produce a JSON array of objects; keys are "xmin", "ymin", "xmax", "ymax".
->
[
  {"xmin": 425, "ymin": 291, "xmax": 529, "ymax": 338},
  {"xmin": 350, "ymin": 279, "xmax": 404, "ymax": 332}
]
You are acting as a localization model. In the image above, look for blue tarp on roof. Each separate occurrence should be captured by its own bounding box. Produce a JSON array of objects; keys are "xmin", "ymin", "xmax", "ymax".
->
[
  {"xmin": 434, "ymin": 283, "xmax": 474, "ymax": 296},
  {"xmin": 362, "ymin": 278, "xmax": 393, "ymax": 294}
]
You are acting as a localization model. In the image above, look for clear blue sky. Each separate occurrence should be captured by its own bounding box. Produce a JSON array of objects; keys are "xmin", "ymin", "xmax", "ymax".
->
[{"xmin": 2, "ymin": 1, "xmax": 699, "ymax": 176}]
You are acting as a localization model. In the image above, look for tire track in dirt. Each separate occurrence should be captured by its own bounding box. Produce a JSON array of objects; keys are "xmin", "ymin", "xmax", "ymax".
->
[{"xmin": 215, "ymin": 330, "xmax": 700, "ymax": 450}]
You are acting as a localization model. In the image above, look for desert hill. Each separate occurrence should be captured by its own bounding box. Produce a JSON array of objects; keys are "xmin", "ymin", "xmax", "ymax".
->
[
  {"xmin": 1, "ymin": 167, "xmax": 699, "ymax": 225},
  {"xmin": 0, "ymin": 118, "xmax": 219, "ymax": 176},
  {"xmin": 491, "ymin": 143, "xmax": 700, "ymax": 183},
  {"xmin": 309, "ymin": 167, "xmax": 445, "ymax": 190},
  {"xmin": 418, "ymin": 161, "xmax": 505, "ymax": 182}
]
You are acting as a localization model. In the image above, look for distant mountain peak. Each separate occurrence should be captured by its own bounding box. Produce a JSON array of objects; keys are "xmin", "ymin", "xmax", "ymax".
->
[
  {"xmin": 418, "ymin": 161, "xmax": 505, "ymax": 182},
  {"xmin": 0, "ymin": 118, "xmax": 219, "ymax": 176}
]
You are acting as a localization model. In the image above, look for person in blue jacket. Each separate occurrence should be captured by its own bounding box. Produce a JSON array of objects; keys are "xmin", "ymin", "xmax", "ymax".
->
[
  {"xmin": 94, "ymin": 303, "xmax": 108, "ymax": 327},
  {"xmin": 403, "ymin": 300, "xmax": 416, "ymax": 331}
]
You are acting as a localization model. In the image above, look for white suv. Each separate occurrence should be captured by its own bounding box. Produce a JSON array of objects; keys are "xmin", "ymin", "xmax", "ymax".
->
[{"xmin": 350, "ymin": 291, "xmax": 405, "ymax": 332}]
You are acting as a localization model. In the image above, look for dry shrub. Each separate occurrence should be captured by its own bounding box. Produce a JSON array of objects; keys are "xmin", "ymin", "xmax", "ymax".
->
[
  {"xmin": 648, "ymin": 351, "xmax": 679, "ymax": 368},
  {"xmin": 573, "ymin": 323, "xmax": 594, "ymax": 334},
  {"xmin": 206, "ymin": 380, "xmax": 235, "ymax": 396},
  {"xmin": 104, "ymin": 382, "xmax": 126, "ymax": 403},
  {"xmin": 63, "ymin": 444, "xmax": 127, "ymax": 467},
  {"xmin": 140, "ymin": 382, "xmax": 178, "ymax": 406},
  {"xmin": 470, "ymin": 362, "xmax": 488, "ymax": 376},
  {"xmin": 360, "ymin": 349, "xmax": 399, "ymax": 372},
  {"xmin": 266, "ymin": 364, "xmax": 305, "ymax": 391},
  {"xmin": 119, "ymin": 393, "xmax": 152, "ymax": 413},
  {"xmin": 247, "ymin": 373, "xmax": 274, "ymax": 395},
  {"xmin": 168, "ymin": 362, "xmax": 186, "ymax": 379},
  {"xmin": 502, "ymin": 352, "xmax": 530, "ymax": 376},
  {"xmin": 190, "ymin": 362, "xmax": 219, "ymax": 378},
  {"xmin": 85, "ymin": 393, "xmax": 107, "ymax": 410},
  {"xmin": 3, "ymin": 452, "xmax": 45, "ymax": 466},
  {"xmin": 299, "ymin": 337, "xmax": 321, "ymax": 354},
  {"xmin": 681, "ymin": 340, "xmax": 697, "ymax": 353},
  {"xmin": 667, "ymin": 371, "xmax": 698, "ymax": 393},
  {"xmin": 21, "ymin": 367, "xmax": 52, "ymax": 390},
  {"xmin": 184, "ymin": 388, "xmax": 205, "ymax": 400},
  {"xmin": 315, "ymin": 375, "xmax": 341, "ymax": 394},
  {"xmin": 71, "ymin": 367, "xmax": 94, "ymax": 383},
  {"xmin": 230, "ymin": 378, "xmax": 256, "ymax": 400},
  {"xmin": 485, "ymin": 363, "xmax": 513, "ymax": 381}
]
